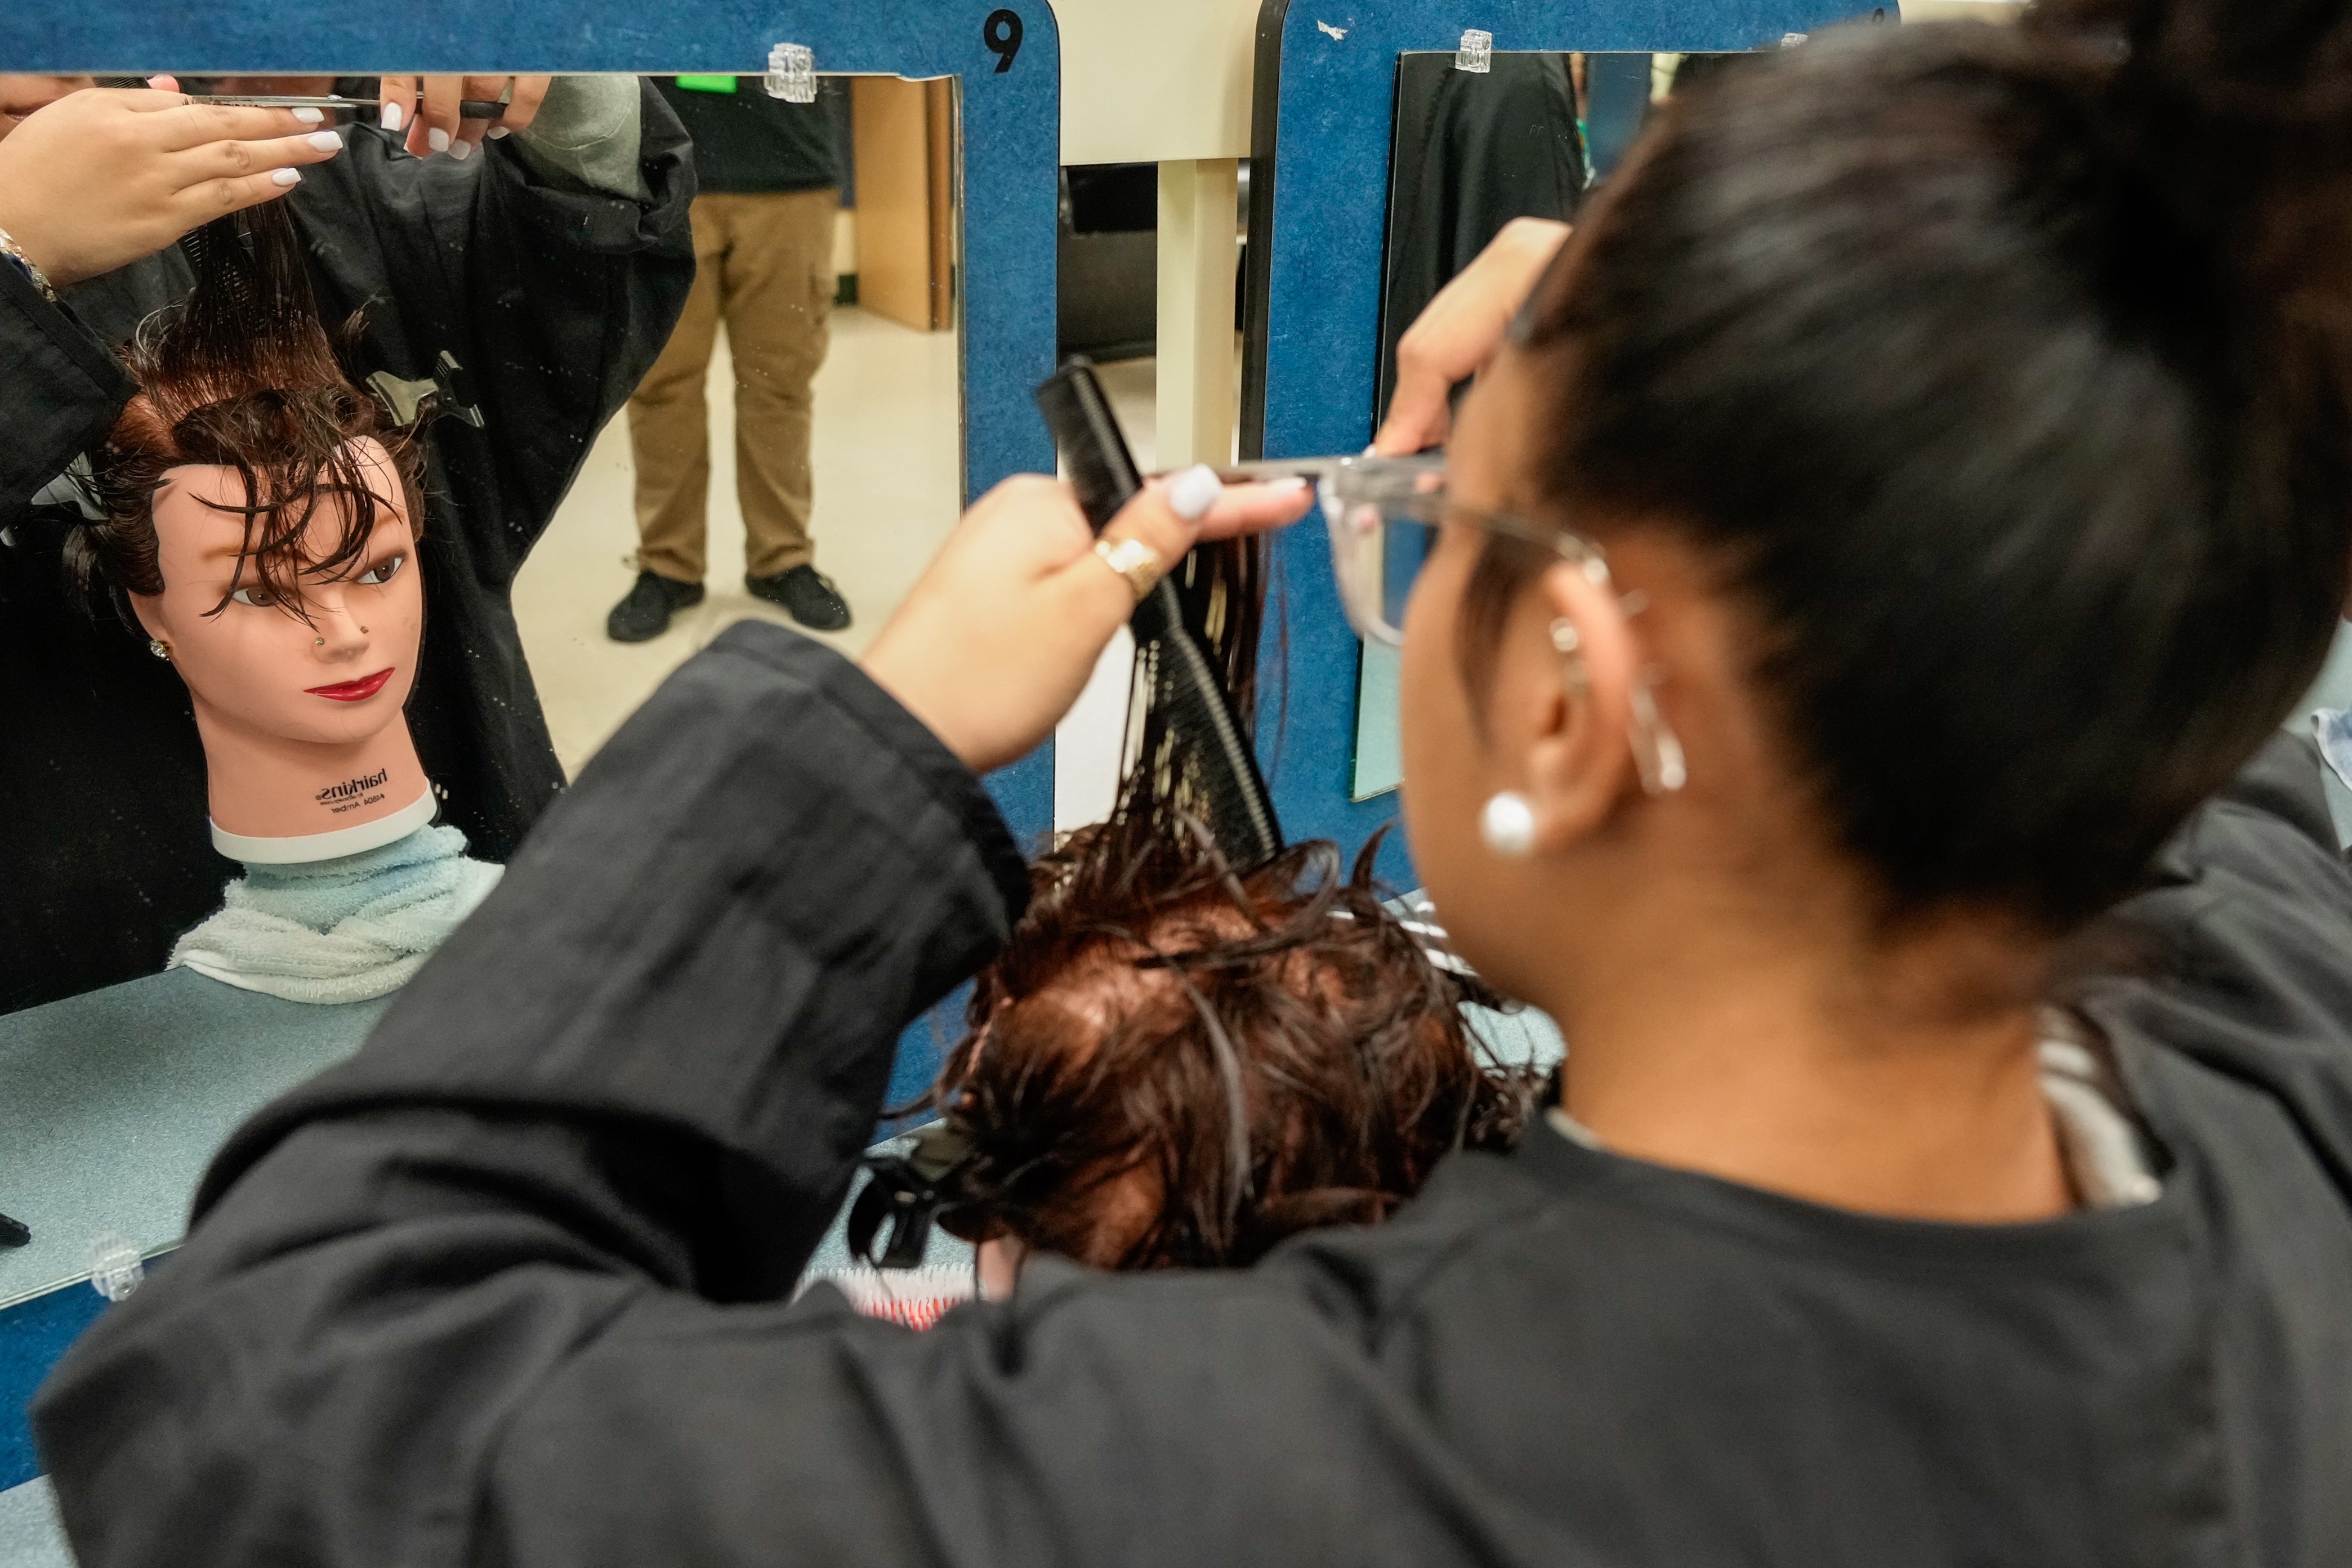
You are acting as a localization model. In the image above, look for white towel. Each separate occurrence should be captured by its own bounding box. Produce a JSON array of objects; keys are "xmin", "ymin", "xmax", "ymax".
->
[{"xmin": 170, "ymin": 824, "xmax": 502, "ymax": 1006}]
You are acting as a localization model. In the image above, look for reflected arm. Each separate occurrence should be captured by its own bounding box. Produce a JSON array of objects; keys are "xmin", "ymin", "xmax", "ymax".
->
[{"xmin": 0, "ymin": 261, "xmax": 132, "ymax": 531}]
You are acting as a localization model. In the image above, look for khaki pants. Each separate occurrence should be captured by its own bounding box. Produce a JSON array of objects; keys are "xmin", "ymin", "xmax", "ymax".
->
[{"xmin": 627, "ymin": 189, "xmax": 838, "ymax": 582}]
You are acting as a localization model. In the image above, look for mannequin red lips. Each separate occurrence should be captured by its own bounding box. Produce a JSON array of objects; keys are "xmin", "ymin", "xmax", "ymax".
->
[{"xmin": 306, "ymin": 668, "xmax": 396, "ymax": 703}]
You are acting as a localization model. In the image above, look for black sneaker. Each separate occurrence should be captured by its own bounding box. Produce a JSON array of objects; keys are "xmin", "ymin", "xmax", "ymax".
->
[
  {"xmin": 747, "ymin": 564, "xmax": 851, "ymax": 632},
  {"xmin": 605, "ymin": 571, "xmax": 705, "ymax": 642}
]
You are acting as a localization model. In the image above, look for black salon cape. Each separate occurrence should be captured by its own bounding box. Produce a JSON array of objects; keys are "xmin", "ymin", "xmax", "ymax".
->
[
  {"xmin": 33, "ymin": 623, "xmax": 2352, "ymax": 1566},
  {"xmin": 1376, "ymin": 52, "xmax": 1587, "ymax": 414},
  {"xmin": 0, "ymin": 84, "xmax": 695, "ymax": 1013}
]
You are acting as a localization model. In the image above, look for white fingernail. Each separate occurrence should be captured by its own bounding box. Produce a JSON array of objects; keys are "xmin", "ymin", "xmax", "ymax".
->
[
  {"xmin": 271, "ymin": 167, "xmax": 303, "ymax": 186},
  {"xmin": 486, "ymin": 125, "xmax": 510, "ymax": 139},
  {"xmin": 427, "ymin": 126, "xmax": 450, "ymax": 153},
  {"xmin": 292, "ymin": 106, "xmax": 324, "ymax": 124},
  {"xmin": 1168, "ymin": 464, "xmax": 1224, "ymax": 522},
  {"xmin": 306, "ymin": 130, "xmax": 342, "ymax": 151},
  {"xmin": 448, "ymin": 137, "xmax": 472, "ymax": 162},
  {"xmin": 1269, "ymin": 476, "xmax": 1310, "ymax": 493},
  {"xmin": 379, "ymin": 101, "xmax": 403, "ymax": 133}
]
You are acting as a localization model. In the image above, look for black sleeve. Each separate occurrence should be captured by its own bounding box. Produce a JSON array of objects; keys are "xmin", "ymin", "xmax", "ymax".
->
[
  {"xmin": 2077, "ymin": 731, "xmax": 2352, "ymax": 1180},
  {"xmin": 0, "ymin": 262, "xmax": 133, "ymax": 529},
  {"xmin": 31, "ymin": 623, "xmax": 1434, "ymax": 1568},
  {"xmin": 291, "ymin": 78, "xmax": 697, "ymax": 587}
]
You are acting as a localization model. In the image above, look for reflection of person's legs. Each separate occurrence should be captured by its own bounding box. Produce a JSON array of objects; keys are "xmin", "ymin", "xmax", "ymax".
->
[
  {"xmin": 610, "ymin": 199, "xmax": 726, "ymax": 641},
  {"xmin": 628, "ymin": 199, "xmax": 728, "ymax": 584},
  {"xmin": 723, "ymin": 186, "xmax": 850, "ymax": 631}
]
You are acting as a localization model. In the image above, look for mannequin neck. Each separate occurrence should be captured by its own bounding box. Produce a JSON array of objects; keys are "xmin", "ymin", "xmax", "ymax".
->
[{"xmin": 191, "ymin": 699, "xmax": 431, "ymax": 855}]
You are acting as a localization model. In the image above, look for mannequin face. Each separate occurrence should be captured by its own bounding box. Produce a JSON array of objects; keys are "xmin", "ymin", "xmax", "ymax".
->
[{"xmin": 132, "ymin": 439, "xmax": 422, "ymax": 748}]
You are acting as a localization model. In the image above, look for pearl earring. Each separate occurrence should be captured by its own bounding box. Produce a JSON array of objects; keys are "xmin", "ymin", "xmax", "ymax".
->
[
  {"xmin": 148, "ymin": 638, "xmax": 170, "ymax": 661},
  {"xmin": 1480, "ymin": 790, "xmax": 1537, "ymax": 858}
]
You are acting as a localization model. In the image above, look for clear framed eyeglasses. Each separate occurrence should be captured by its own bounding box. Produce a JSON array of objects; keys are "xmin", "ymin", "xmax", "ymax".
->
[
  {"xmin": 1221, "ymin": 453, "xmax": 1606, "ymax": 646},
  {"xmin": 1219, "ymin": 452, "xmax": 1686, "ymax": 794}
]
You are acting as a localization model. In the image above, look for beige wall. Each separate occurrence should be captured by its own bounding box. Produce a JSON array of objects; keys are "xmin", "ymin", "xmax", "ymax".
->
[{"xmin": 1054, "ymin": 0, "xmax": 1260, "ymax": 164}]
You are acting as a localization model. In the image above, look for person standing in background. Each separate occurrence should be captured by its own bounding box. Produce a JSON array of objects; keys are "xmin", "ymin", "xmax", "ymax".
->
[{"xmin": 609, "ymin": 75, "xmax": 850, "ymax": 641}]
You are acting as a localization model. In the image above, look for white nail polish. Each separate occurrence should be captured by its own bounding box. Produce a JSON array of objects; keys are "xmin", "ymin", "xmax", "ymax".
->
[
  {"xmin": 271, "ymin": 167, "xmax": 302, "ymax": 186},
  {"xmin": 427, "ymin": 126, "xmax": 450, "ymax": 153},
  {"xmin": 1269, "ymin": 476, "xmax": 1310, "ymax": 493},
  {"xmin": 486, "ymin": 126, "xmax": 510, "ymax": 139},
  {"xmin": 1168, "ymin": 464, "xmax": 1224, "ymax": 522},
  {"xmin": 379, "ymin": 101, "xmax": 403, "ymax": 133},
  {"xmin": 292, "ymin": 106, "xmax": 324, "ymax": 124},
  {"xmin": 448, "ymin": 137, "xmax": 472, "ymax": 162},
  {"xmin": 306, "ymin": 130, "xmax": 342, "ymax": 152}
]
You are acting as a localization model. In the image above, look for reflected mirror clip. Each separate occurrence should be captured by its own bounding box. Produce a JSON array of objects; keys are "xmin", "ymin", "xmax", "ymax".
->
[
  {"xmin": 765, "ymin": 43, "xmax": 818, "ymax": 104},
  {"xmin": 1456, "ymin": 29, "xmax": 1493, "ymax": 73}
]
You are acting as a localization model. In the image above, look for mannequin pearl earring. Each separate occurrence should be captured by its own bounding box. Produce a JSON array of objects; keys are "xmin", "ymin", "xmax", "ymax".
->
[
  {"xmin": 148, "ymin": 638, "xmax": 170, "ymax": 662},
  {"xmin": 1480, "ymin": 791, "xmax": 1538, "ymax": 859}
]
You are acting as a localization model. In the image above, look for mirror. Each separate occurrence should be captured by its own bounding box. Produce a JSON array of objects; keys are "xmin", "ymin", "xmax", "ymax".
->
[
  {"xmin": 0, "ymin": 67, "xmax": 972, "ymax": 1315},
  {"xmin": 1350, "ymin": 50, "xmax": 1751, "ymax": 800}
]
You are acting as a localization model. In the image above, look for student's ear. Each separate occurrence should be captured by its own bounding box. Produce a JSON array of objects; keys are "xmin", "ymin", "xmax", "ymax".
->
[{"xmin": 1515, "ymin": 559, "xmax": 1640, "ymax": 852}]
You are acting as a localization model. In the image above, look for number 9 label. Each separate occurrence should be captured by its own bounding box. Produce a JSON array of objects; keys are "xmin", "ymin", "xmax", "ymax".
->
[{"xmin": 984, "ymin": 9, "xmax": 1024, "ymax": 73}]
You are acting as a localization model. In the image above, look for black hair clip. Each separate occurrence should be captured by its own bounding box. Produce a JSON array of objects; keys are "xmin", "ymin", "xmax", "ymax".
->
[
  {"xmin": 847, "ymin": 1122, "xmax": 973, "ymax": 1270},
  {"xmin": 367, "ymin": 350, "xmax": 485, "ymax": 431}
]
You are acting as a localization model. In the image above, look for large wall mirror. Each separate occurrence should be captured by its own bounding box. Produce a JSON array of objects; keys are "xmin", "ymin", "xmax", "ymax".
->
[
  {"xmin": 0, "ymin": 2, "xmax": 1060, "ymax": 1481},
  {"xmin": 1351, "ymin": 47, "xmax": 1763, "ymax": 801},
  {"xmin": 1240, "ymin": 1, "xmax": 1887, "ymax": 882}
]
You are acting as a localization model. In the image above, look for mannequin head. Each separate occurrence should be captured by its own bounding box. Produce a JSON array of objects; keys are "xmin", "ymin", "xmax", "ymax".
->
[
  {"xmin": 918, "ymin": 809, "xmax": 1540, "ymax": 1288},
  {"xmin": 76, "ymin": 204, "xmax": 431, "ymax": 841},
  {"xmin": 132, "ymin": 446, "xmax": 421, "ymax": 748}
]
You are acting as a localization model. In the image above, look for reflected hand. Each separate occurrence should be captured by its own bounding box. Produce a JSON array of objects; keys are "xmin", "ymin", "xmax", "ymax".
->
[
  {"xmin": 1373, "ymin": 217, "xmax": 1571, "ymax": 457},
  {"xmin": 0, "ymin": 81, "xmax": 343, "ymax": 288},
  {"xmin": 861, "ymin": 471, "xmax": 1314, "ymax": 773},
  {"xmin": 377, "ymin": 75, "xmax": 553, "ymax": 161}
]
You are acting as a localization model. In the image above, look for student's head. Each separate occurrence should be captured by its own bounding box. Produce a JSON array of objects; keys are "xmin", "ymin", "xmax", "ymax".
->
[
  {"xmin": 75, "ymin": 203, "xmax": 425, "ymax": 749},
  {"xmin": 1400, "ymin": 0, "xmax": 2352, "ymax": 1015},
  {"xmin": 921, "ymin": 812, "xmax": 1538, "ymax": 1283}
]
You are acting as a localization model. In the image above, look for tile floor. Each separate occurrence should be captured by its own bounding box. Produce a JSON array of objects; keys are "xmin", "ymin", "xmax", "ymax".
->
[{"xmin": 513, "ymin": 311, "xmax": 1160, "ymax": 782}]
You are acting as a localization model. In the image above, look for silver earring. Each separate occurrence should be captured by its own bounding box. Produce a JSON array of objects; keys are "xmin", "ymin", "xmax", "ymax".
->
[
  {"xmin": 1550, "ymin": 618, "xmax": 1590, "ymax": 698},
  {"xmin": 1480, "ymin": 791, "xmax": 1537, "ymax": 858},
  {"xmin": 1628, "ymin": 677, "xmax": 1688, "ymax": 795},
  {"xmin": 148, "ymin": 638, "xmax": 169, "ymax": 661},
  {"xmin": 315, "ymin": 635, "xmax": 325, "ymax": 646}
]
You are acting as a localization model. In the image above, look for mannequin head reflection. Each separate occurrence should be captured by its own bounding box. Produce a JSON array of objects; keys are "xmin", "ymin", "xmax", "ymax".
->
[
  {"xmin": 132, "ymin": 443, "xmax": 427, "ymax": 841},
  {"xmin": 79, "ymin": 202, "xmax": 434, "ymax": 855}
]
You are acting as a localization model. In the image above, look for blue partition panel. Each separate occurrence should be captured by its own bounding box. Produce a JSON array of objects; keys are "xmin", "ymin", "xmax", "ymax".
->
[{"xmin": 1243, "ymin": 1, "xmax": 1887, "ymax": 879}]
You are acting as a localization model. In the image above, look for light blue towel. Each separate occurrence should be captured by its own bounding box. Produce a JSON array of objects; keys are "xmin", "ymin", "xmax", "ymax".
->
[
  {"xmin": 170, "ymin": 824, "xmax": 502, "ymax": 1004},
  {"xmin": 2313, "ymin": 709, "xmax": 2352, "ymax": 852}
]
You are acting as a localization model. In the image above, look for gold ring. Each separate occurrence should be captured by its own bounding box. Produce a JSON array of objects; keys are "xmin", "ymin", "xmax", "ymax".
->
[{"xmin": 1094, "ymin": 537, "xmax": 1163, "ymax": 603}]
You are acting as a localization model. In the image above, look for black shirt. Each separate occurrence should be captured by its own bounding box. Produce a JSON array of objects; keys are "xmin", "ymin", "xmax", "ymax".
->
[
  {"xmin": 0, "ymin": 86, "xmax": 696, "ymax": 1013},
  {"xmin": 33, "ymin": 624, "xmax": 2352, "ymax": 1566},
  {"xmin": 1377, "ymin": 52, "xmax": 1588, "ymax": 413},
  {"xmin": 655, "ymin": 76, "xmax": 840, "ymax": 195}
]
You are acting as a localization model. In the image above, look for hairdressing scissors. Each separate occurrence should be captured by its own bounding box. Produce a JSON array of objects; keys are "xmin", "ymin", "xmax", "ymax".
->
[
  {"xmin": 183, "ymin": 95, "xmax": 510, "ymax": 120},
  {"xmin": 1209, "ymin": 452, "xmax": 1448, "ymax": 520}
]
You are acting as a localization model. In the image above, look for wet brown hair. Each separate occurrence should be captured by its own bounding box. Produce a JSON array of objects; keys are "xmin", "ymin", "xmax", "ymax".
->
[
  {"xmin": 925, "ymin": 808, "xmax": 1542, "ymax": 1272},
  {"xmin": 72, "ymin": 201, "xmax": 423, "ymax": 626}
]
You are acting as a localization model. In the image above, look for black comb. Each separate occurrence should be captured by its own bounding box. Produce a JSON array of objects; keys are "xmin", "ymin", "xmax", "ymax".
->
[{"xmin": 1036, "ymin": 360, "xmax": 1284, "ymax": 870}]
